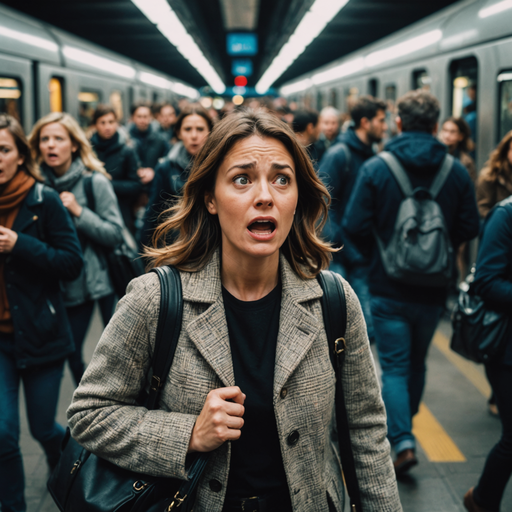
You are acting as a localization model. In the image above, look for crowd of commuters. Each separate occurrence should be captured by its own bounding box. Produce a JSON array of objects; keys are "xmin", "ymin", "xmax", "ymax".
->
[{"xmin": 0, "ymin": 86, "xmax": 510, "ymax": 512}]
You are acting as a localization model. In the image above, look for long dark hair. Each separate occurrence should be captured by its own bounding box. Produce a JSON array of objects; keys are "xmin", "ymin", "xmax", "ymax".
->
[
  {"xmin": 174, "ymin": 103, "xmax": 214, "ymax": 136},
  {"xmin": 442, "ymin": 116, "xmax": 475, "ymax": 153},
  {"xmin": 145, "ymin": 109, "xmax": 334, "ymax": 278}
]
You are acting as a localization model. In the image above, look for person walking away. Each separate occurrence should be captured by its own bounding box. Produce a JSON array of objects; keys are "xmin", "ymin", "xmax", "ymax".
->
[
  {"xmin": 319, "ymin": 96, "xmax": 388, "ymax": 344},
  {"xmin": 314, "ymin": 106, "xmax": 341, "ymax": 161},
  {"xmin": 0, "ymin": 114, "xmax": 83, "ymax": 512},
  {"xmin": 90, "ymin": 105, "xmax": 142, "ymax": 236},
  {"xmin": 291, "ymin": 110, "xmax": 321, "ymax": 170},
  {"xmin": 29, "ymin": 112, "xmax": 124, "ymax": 386},
  {"xmin": 463, "ymin": 196, "xmax": 512, "ymax": 512},
  {"xmin": 343, "ymin": 90, "xmax": 480, "ymax": 475},
  {"xmin": 140, "ymin": 103, "xmax": 212, "ymax": 247},
  {"xmin": 68, "ymin": 109, "xmax": 403, "ymax": 512}
]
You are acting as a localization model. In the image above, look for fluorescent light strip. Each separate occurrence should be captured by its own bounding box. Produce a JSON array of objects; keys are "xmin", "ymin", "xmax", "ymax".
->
[
  {"xmin": 131, "ymin": 0, "xmax": 225, "ymax": 94},
  {"xmin": 0, "ymin": 26, "xmax": 58, "ymax": 52},
  {"xmin": 312, "ymin": 57, "xmax": 365, "ymax": 86},
  {"xmin": 479, "ymin": 0, "xmax": 512, "ymax": 18},
  {"xmin": 139, "ymin": 71, "xmax": 173, "ymax": 89},
  {"xmin": 173, "ymin": 82, "xmax": 199, "ymax": 99},
  {"xmin": 498, "ymin": 72, "xmax": 512, "ymax": 82},
  {"xmin": 255, "ymin": 0, "xmax": 349, "ymax": 94},
  {"xmin": 63, "ymin": 46, "xmax": 136, "ymax": 78}
]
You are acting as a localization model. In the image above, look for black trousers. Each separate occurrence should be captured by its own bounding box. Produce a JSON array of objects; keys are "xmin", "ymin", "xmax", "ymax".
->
[{"xmin": 473, "ymin": 363, "xmax": 512, "ymax": 512}]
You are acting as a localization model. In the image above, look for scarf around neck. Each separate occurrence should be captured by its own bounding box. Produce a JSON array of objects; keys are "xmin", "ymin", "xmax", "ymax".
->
[{"xmin": 40, "ymin": 157, "xmax": 86, "ymax": 193}]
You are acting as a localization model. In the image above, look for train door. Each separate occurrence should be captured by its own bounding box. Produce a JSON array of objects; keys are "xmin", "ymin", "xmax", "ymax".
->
[
  {"xmin": 368, "ymin": 78, "xmax": 379, "ymax": 98},
  {"xmin": 497, "ymin": 71, "xmax": 512, "ymax": 142},
  {"xmin": 328, "ymin": 88, "xmax": 338, "ymax": 109},
  {"xmin": 412, "ymin": 69, "xmax": 431, "ymax": 91},
  {"xmin": 450, "ymin": 56, "xmax": 478, "ymax": 154},
  {"xmin": 49, "ymin": 77, "xmax": 65, "ymax": 112},
  {"xmin": 109, "ymin": 90, "xmax": 125, "ymax": 124},
  {"xmin": 0, "ymin": 55, "xmax": 32, "ymax": 129},
  {"xmin": 78, "ymin": 89, "xmax": 102, "ymax": 129}
]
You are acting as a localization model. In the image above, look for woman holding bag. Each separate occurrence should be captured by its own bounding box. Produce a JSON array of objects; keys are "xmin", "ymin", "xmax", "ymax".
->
[
  {"xmin": 29, "ymin": 112, "xmax": 124, "ymax": 386},
  {"xmin": 68, "ymin": 110, "xmax": 401, "ymax": 512},
  {"xmin": 0, "ymin": 114, "xmax": 83, "ymax": 512}
]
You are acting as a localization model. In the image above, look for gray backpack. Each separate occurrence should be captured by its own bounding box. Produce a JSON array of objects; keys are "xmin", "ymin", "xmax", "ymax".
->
[{"xmin": 375, "ymin": 151, "xmax": 454, "ymax": 287}]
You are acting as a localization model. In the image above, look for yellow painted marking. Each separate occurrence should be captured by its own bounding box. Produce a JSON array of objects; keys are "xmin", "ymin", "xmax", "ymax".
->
[
  {"xmin": 412, "ymin": 403, "xmax": 466, "ymax": 462},
  {"xmin": 432, "ymin": 331, "xmax": 491, "ymax": 399}
]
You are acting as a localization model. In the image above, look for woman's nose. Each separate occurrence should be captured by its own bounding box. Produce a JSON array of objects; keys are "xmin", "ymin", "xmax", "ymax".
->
[{"xmin": 254, "ymin": 181, "xmax": 273, "ymax": 207}]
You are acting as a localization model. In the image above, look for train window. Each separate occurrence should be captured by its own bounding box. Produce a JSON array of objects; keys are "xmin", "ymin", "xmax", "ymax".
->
[
  {"xmin": 344, "ymin": 87, "xmax": 359, "ymax": 113},
  {"xmin": 450, "ymin": 57, "xmax": 478, "ymax": 149},
  {"xmin": 329, "ymin": 88, "xmax": 338, "ymax": 108},
  {"xmin": 412, "ymin": 70, "xmax": 431, "ymax": 91},
  {"xmin": 78, "ymin": 90, "xmax": 101, "ymax": 129},
  {"xmin": 498, "ymin": 72, "xmax": 512, "ymax": 141},
  {"xmin": 109, "ymin": 91, "xmax": 124, "ymax": 123},
  {"xmin": 316, "ymin": 90, "xmax": 324, "ymax": 110},
  {"xmin": 49, "ymin": 77, "xmax": 64, "ymax": 112},
  {"xmin": 0, "ymin": 77, "xmax": 22, "ymax": 122},
  {"xmin": 384, "ymin": 84, "xmax": 398, "ymax": 139},
  {"xmin": 368, "ymin": 78, "xmax": 379, "ymax": 98}
]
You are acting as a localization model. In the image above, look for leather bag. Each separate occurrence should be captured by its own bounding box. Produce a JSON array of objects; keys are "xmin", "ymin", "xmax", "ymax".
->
[{"xmin": 47, "ymin": 266, "xmax": 209, "ymax": 512}]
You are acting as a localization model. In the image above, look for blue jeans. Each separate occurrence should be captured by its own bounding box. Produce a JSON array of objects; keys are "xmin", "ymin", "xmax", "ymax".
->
[
  {"xmin": 0, "ymin": 348, "xmax": 65, "ymax": 512},
  {"xmin": 371, "ymin": 296, "xmax": 443, "ymax": 454}
]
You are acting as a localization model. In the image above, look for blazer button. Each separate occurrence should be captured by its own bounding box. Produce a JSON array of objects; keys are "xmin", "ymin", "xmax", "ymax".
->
[
  {"xmin": 287, "ymin": 430, "xmax": 300, "ymax": 446},
  {"xmin": 209, "ymin": 479, "xmax": 222, "ymax": 492},
  {"xmin": 280, "ymin": 388, "xmax": 288, "ymax": 399}
]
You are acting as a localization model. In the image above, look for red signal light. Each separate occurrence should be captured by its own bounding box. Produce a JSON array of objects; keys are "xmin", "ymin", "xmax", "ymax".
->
[{"xmin": 234, "ymin": 76, "xmax": 248, "ymax": 87}]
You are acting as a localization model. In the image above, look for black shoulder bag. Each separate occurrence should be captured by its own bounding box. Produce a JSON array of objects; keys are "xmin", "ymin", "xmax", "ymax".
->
[
  {"xmin": 317, "ymin": 270, "xmax": 362, "ymax": 512},
  {"xmin": 83, "ymin": 175, "xmax": 145, "ymax": 298},
  {"xmin": 48, "ymin": 266, "xmax": 209, "ymax": 512}
]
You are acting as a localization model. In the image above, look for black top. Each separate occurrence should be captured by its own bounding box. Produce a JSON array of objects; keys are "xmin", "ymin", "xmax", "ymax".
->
[{"xmin": 222, "ymin": 282, "xmax": 288, "ymax": 499}]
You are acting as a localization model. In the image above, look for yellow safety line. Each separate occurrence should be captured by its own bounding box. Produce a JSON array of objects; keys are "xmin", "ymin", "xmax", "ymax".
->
[
  {"xmin": 412, "ymin": 403, "xmax": 466, "ymax": 462},
  {"xmin": 432, "ymin": 331, "xmax": 491, "ymax": 399}
]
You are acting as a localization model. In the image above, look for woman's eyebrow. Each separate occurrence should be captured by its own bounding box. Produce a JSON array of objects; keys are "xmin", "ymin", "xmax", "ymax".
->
[
  {"xmin": 227, "ymin": 162, "xmax": 256, "ymax": 172},
  {"xmin": 226, "ymin": 162, "xmax": 294, "ymax": 173},
  {"xmin": 271, "ymin": 163, "xmax": 294, "ymax": 172}
]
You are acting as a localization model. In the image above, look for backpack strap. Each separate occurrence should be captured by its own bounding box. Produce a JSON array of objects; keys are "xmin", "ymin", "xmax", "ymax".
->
[
  {"xmin": 317, "ymin": 270, "xmax": 362, "ymax": 512},
  {"xmin": 83, "ymin": 174, "xmax": 96, "ymax": 212},
  {"xmin": 145, "ymin": 265, "xmax": 184, "ymax": 410},
  {"xmin": 379, "ymin": 151, "xmax": 413, "ymax": 197},
  {"xmin": 429, "ymin": 154, "xmax": 454, "ymax": 198}
]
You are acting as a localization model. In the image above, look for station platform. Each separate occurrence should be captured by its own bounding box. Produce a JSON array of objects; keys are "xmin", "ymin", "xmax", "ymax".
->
[{"xmin": 19, "ymin": 308, "xmax": 511, "ymax": 512}]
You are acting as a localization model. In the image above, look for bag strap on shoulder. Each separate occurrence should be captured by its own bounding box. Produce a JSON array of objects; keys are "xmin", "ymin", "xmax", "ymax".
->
[
  {"xmin": 379, "ymin": 151, "xmax": 413, "ymax": 197},
  {"xmin": 338, "ymin": 142, "xmax": 352, "ymax": 174},
  {"xmin": 429, "ymin": 154, "xmax": 454, "ymax": 198},
  {"xmin": 317, "ymin": 270, "xmax": 362, "ymax": 512},
  {"xmin": 145, "ymin": 265, "xmax": 183, "ymax": 410},
  {"xmin": 83, "ymin": 174, "xmax": 96, "ymax": 212}
]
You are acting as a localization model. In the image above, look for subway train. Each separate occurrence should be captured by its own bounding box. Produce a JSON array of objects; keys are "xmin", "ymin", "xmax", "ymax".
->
[
  {"xmin": 0, "ymin": 3, "xmax": 198, "ymax": 132},
  {"xmin": 281, "ymin": 0, "xmax": 512, "ymax": 170}
]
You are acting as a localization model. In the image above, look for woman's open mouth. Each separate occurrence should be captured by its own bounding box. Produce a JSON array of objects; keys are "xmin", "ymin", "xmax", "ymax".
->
[{"xmin": 247, "ymin": 219, "xmax": 277, "ymax": 240}]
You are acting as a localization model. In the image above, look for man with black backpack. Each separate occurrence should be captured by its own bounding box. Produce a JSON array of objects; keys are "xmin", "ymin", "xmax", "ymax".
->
[{"xmin": 343, "ymin": 90, "xmax": 480, "ymax": 476}]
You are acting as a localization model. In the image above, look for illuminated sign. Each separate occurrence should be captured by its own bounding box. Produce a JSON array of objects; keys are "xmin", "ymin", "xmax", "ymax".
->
[
  {"xmin": 232, "ymin": 59, "xmax": 253, "ymax": 76},
  {"xmin": 227, "ymin": 34, "xmax": 258, "ymax": 56}
]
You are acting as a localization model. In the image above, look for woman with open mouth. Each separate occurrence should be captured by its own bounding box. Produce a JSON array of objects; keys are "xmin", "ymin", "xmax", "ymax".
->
[{"xmin": 68, "ymin": 109, "xmax": 402, "ymax": 512}]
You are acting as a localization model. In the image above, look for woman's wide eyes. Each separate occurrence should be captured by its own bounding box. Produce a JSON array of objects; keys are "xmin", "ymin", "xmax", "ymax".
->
[
  {"xmin": 234, "ymin": 176, "xmax": 249, "ymax": 185},
  {"xmin": 233, "ymin": 175, "xmax": 289, "ymax": 186},
  {"xmin": 275, "ymin": 175, "xmax": 289, "ymax": 185}
]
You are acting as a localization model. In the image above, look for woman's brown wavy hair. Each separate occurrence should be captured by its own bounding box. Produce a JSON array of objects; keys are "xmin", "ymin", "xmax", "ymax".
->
[
  {"xmin": 145, "ymin": 109, "xmax": 335, "ymax": 278},
  {"xmin": 480, "ymin": 130, "xmax": 512, "ymax": 183}
]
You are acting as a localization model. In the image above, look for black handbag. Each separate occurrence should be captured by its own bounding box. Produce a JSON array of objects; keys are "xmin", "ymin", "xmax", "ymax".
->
[
  {"xmin": 451, "ymin": 268, "xmax": 510, "ymax": 364},
  {"xmin": 48, "ymin": 266, "xmax": 209, "ymax": 512},
  {"xmin": 83, "ymin": 175, "xmax": 145, "ymax": 298},
  {"xmin": 317, "ymin": 271, "xmax": 362, "ymax": 512}
]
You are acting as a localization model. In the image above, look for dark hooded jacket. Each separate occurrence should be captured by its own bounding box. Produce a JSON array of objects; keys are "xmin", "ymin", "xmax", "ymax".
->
[
  {"xmin": 140, "ymin": 142, "xmax": 192, "ymax": 247},
  {"xmin": 343, "ymin": 131, "xmax": 480, "ymax": 305},
  {"xmin": 318, "ymin": 127, "xmax": 375, "ymax": 266},
  {"xmin": 91, "ymin": 130, "xmax": 142, "ymax": 234},
  {"xmin": 129, "ymin": 124, "xmax": 170, "ymax": 170}
]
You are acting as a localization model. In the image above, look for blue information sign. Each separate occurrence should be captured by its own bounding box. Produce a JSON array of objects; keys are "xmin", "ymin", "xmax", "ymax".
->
[
  {"xmin": 232, "ymin": 59, "xmax": 253, "ymax": 77},
  {"xmin": 227, "ymin": 34, "xmax": 258, "ymax": 56}
]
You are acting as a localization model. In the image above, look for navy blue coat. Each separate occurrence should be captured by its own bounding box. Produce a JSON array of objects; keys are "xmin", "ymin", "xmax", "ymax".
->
[
  {"xmin": 474, "ymin": 197, "xmax": 512, "ymax": 365},
  {"xmin": 318, "ymin": 127, "xmax": 374, "ymax": 267},
  {"xmin": 343, "ymin": 132, "xmax": 480, "ymax": 305},
  {"xmin": 4, "ymin": 183, "xmax": 83, "ymax": 368}
]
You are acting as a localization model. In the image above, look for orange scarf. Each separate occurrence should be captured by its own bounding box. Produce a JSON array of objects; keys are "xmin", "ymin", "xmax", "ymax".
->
[{"xmin": 0, "ymin": 171, "xmax": 36, "ymax": 333}]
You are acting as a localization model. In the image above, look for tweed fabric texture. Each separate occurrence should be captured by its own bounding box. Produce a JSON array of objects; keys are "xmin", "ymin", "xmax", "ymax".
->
[{"xmin": 68, "ymin": 251, "xmax": 402, "ymax": 512}]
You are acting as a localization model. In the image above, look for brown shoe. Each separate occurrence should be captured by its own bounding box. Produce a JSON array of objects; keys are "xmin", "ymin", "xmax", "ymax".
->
[
  {"xmin": 394, "ymin": 449, "xmax": 418, "ymax": 476},
  {"xmin": 463, "ymin": 488, "xmax": 491, "ymax": 512}
]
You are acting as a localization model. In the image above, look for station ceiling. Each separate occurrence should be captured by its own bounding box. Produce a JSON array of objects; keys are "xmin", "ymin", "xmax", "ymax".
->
[{"xmin": 4, "ymin": 0, "xmax": 461, "ymax": 91}]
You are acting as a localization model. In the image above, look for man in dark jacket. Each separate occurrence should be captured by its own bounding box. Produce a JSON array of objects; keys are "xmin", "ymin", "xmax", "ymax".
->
[
  {"xmin": 292, "ymin": 110, "xmax": 321, "ymax": 169},
  {"xmin": 343, "ymin": 90, "xmax": 480, "ymax": 474},
  {"xmin": 91, "ymin": 105, "xmax": 142, "ymax": 235},
  {"xmin": 319, "ymin": 96, "xmax": 387, "ymax": 344}
]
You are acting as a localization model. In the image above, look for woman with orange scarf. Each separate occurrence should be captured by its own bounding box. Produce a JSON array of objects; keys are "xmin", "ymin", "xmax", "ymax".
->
[{"xmin": 0, "ymin": 115, "xmax": 83, "ymax": 512}]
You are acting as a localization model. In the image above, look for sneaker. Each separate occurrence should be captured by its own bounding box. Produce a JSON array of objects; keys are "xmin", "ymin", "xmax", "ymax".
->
[
  {"xmin": 393, "ymin": 448, "xmax": 418, "ymax": 476},
  {"xmin": 463, "ymin": 487, "xmax": 491, "ymax": 512}
]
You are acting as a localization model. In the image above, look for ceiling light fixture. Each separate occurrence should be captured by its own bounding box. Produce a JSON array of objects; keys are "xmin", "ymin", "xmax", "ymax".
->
[
  {"xmin": 131, "ymin": 0, "xmax": 225, "ymax": 94},
  {"xmin": 479, "ymin": 0, "xmax": 512, "ymax": 18},
  {"xmin": 255, "ymin": 0, "xmax": 349, "ymax": 94},
  {"xmin": 311, "ymin": 57, "xmax": 365, "ymax": 86},
  {"xmin": 63, "ymin": 46, "xmax": 136, "ymax": 78}
]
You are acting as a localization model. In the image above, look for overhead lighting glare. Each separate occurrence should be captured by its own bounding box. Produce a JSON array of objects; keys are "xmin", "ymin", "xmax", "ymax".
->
[
  {"xmin": 498, "ymin": 72, "xmax": 512, "ymax": 82},
  {"xmin": 312, "ymin": 57, "xmax": 365, "ymax": 85},
  {"xmin": 280, "ymin": 79, "xmax": 313, "ymax": 96},
  {"xmin": 364, "ymin": 29, "xmax": 442, "ymax": 68},
  {"xmin": 0, "ymin": 26, "xmax": 58, "ymax": 52},
  {"xmin": 63, "ymin": 46, "xmax": 136, "ymax": 78},
  {"xmin": 140, "ymin": 71, "xmax": 173, "ymax": 89},
  {"xmin": 479, "ymin": 0, "xmax": 512, "ymax": 18},
  {"xmin": 173, "ymin": 82, "xmax": 200, "ymax": 99},
  {"xmin": 131, "ymin": 0, "xmax": 225, "ymax": 94},
  {"xmin": 255, "ymin": 0, "xmax": 349, "ymax": 94}
]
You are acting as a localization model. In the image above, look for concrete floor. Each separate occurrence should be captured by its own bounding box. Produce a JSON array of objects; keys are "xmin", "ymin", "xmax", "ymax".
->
[{"xmin": 14, "ymin": 308, "xmax": 511, "ymax": 512}]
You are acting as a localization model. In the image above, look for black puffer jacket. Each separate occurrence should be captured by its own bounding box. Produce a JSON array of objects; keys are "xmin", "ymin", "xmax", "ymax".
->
[
  {"xmin": 91, "ymin": 130, "xmax": 142, "ymax": 233},
  {"xmin": 140, "ymin": 142, "xmax": 192, "ymax": 247},
  {"xmin": 4, "ymin": 182, "xmax": 83, "ymax": 368}
]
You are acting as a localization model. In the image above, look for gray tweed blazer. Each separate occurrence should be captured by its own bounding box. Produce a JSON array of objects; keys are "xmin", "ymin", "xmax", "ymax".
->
[{"xmin": 67, "ymin": 251, "xmax": 402, "ymax": 512}]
